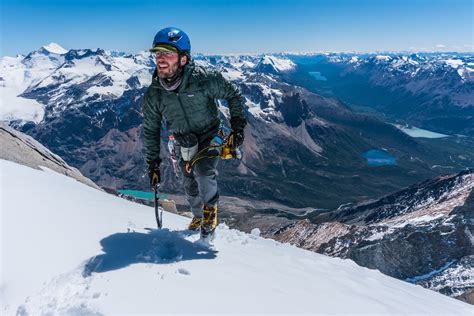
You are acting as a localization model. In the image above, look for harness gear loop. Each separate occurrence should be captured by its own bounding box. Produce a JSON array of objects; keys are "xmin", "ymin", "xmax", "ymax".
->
[{"xmin": 184, "ymin": 133, "xmax": 240, "ymax": 174}]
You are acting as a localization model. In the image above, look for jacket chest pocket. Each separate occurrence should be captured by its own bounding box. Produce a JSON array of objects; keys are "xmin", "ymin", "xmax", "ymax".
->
[
  {"xmin": 161, "ymin": 100, "xmax": 180, "ymax": 120},
  {"xmin": 181, "ymin": 90, "xmax": 213, "ymax": 116}
]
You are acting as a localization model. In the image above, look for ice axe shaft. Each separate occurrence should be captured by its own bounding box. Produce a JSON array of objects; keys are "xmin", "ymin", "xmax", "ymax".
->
[{"xmin": 153, "ymin": 184, "xmax": 162, "ymax": 228}]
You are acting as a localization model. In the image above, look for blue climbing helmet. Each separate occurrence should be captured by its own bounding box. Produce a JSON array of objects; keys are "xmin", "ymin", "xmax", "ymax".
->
[{"xmin": 150, "ymin": 27, "xmax": 191, "ymax": 54}]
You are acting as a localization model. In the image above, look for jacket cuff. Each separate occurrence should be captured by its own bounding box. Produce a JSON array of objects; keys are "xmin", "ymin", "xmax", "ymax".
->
[
  {"xmin": 230, "ymin": 117, "xmax": 246, "ymax": 131},
  {"xmin": 147, "ymin": 159, "xmax": 162, "ymax": 168}
]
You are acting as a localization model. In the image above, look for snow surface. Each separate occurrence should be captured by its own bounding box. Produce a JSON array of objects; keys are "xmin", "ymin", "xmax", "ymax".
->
[
  {"xmin": 444, "ymin": 59, "xmax": 464, "ymax": 68},
  {"xmin": 393, "ymin": 124, "xmax": 449, "ymax": 138},
  {"xmin": 221, "ymin": 68, "xmax": 245, "ymax": 81},
  {"xmin": 0, "ymin": 87, "xmax": 44, "ymax": 123},
  {"xmin": 349, "ymin": 56, "xmax": 359, "ymax": 63},
  {"xmin": 261, "ymin": 55, "xmax": 296, "ymax": 72},
  {"xmin": 42, "ymin": 43, "xmax": 68, "ymax": 55},
  {"xmin": 1, "ymin": 159, "xmax": 473, "ymax": 315},
  {"xmin": 0, "ymin": 56, "xmax": 47, "ymax": 123},
  {"xmin": 375, "ymin": 55, "xmax": 391, "ymax": 61},
  {"xmin": 0, "ymin": 46, "xmax": 154, "ymax": 124}
]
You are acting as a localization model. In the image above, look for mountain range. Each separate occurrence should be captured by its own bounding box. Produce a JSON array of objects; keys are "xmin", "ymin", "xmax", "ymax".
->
[
  {"xmin": 1, "ymin": 43, "xmax": 473, "ymax": 305},
  {"xmin": 2, "ymin": 44, "xmax": 473, "ymax": 211},
  {"xmin": 284, "ymin": 52, "xmax": 474, "ymax": 137}
]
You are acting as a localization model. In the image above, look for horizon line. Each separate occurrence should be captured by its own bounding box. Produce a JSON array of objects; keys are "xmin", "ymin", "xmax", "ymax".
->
[{"xmin": 2, "ymin": 42, "xmax": 474, "ymax": 58}]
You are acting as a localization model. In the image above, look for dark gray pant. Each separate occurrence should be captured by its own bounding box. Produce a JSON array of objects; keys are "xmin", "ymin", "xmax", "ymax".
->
[{"xmin": 179, "ymin": 153, "xmax": 219, "ymax": 218}]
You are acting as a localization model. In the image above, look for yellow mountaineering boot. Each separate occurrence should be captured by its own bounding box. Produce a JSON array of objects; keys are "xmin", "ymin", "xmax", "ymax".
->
[
  {"xmin": 187, "ymin": 216, "xmax": 202, "ymax": 231},
  {"xmin": 201, "ymin": 205, "xmax": 218, "ymax": 239}
]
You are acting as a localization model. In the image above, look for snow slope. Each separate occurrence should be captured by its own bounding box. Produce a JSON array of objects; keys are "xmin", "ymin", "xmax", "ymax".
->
[
  {"xmin": 1, "ymin": 159, "xmax": 473, "ymax": 315},
  {"xmin": 0, "ymin": 56, "xmax": 46, "ymax": 123},
  {"xmin": 260, "ymin": 55, "xmax": 296, "ymax": 72},
  {"xmin": 42, "ymin": 43, "xmax": 68, "ymax": 55}
]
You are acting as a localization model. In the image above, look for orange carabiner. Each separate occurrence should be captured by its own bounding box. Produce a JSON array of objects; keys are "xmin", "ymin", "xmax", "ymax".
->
[{"xmin": 185, "ymin": 162, "xmax": 192, "ymax": 174}]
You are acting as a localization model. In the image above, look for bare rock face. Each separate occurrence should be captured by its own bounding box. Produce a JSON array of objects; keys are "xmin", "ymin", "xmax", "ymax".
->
[
  {"xmin": 416, "ymin": 255, "xmax": 474, "ymax": 300},
  {"xmin": 273, "ymin": 170, "xmax": 474, "ymax": 303},
  {"xmin": 80, "ymin": 127, "xmax": 146, "ymax": 190},
  {"xmin": 0, "ymin": 123, "xmax": 100, "ymax": 190}
]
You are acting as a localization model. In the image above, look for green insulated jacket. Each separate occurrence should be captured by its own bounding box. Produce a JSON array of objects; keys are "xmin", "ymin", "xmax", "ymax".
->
[{"xmin": 142, "ymin": 61, "xmax": 246, "ymax": 163}]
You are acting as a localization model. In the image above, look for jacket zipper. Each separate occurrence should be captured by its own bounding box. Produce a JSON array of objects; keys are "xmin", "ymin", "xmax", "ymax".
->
[{"xmin": 176, "ymin": 92, "xmax": 191, "ymax": 131}]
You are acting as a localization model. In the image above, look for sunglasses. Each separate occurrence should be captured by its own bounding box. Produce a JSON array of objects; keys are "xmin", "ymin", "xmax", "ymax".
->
[{"xmin": 153, "ymin": 51, "xmax": 178, "ymax": 58}]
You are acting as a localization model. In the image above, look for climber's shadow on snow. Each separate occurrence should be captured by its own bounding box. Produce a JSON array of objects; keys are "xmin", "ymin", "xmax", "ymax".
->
[{"xmin": 82, "ymin": 228, "xmax": 217, "ymax": 277}]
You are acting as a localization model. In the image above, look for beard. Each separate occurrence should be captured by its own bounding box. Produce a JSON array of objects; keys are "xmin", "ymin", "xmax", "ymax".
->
[
  {"xmin": 157, "ymin": 57, "xmax": 185, "ymax": 91},
  {"xmin": 157, "ymin": 60, "xmax": 180, "ymax": 80}
]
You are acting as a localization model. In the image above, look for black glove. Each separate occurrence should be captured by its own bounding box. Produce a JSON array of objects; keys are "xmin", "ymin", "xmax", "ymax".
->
[
  {"xmin": 229, "ymin": 117, "xmax": 246, "ymax": 149},
  {"xmin": 230, "ymin": 129, "xmax": 244, "ymax": 148},
  {"xmin": 230, "ymin": 117, "xmax": 246, "ymax": 131},
  {"xmin": 148, "ymin": 160, "xmax": 161, "ymax": 187}
]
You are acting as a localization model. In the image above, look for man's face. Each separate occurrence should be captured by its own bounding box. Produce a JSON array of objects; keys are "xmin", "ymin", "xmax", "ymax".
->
[{"xmin": 155, "ymin": 52, "xmax": 186, "ymax": 79}]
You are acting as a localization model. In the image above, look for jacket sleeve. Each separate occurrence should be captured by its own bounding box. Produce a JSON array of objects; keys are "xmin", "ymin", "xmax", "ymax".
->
[
  {"xmin": 209, "ymin": 71, "xmax": 247, "ymax": 131},
  {"xmin": 142, "ymin": 88, "xmax": 163, "ymax": 164}
]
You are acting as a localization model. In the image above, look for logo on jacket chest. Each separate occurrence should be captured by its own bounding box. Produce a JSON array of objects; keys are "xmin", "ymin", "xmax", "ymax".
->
[{"xmin": 186, "ymin": 93, "xmax": 195, "ymax": 97}]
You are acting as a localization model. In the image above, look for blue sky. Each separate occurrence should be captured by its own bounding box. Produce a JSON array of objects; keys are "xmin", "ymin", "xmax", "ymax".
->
[{"xmin": 1, "ymin": 0, "xmax": 472, "ymax": 56}]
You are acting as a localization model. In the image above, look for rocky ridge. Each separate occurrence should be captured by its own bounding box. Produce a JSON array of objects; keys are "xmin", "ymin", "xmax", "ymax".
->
[{"xmin": 272, "ymin": 169, "xmax": 474, "ymax": 303}]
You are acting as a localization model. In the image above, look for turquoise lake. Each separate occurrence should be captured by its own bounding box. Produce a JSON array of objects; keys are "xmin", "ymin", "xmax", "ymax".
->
[
  {"xmin": 118, "ymin": 189, "xmax": 167, "ymax": 200},
  {"xmin": 308, "ymin": 71, "xmax": 327, "ymax": 81},
  {"xmin": 392, "ymin": 124, "xmax": 449, "ymax": 139},
  {"xmin": 363, "ymin": 149, "xmax": 397, "ymax": 166}
]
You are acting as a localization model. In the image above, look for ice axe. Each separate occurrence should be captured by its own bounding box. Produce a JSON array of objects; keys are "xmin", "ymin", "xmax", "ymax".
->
[{"xmin": 153, "ymin": 183, "xmax": 163, "ymax": 229}]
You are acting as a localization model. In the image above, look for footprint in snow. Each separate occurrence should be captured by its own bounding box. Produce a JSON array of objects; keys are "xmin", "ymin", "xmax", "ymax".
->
[{"xmin": 176, "ymin": 268, "xmax": 191, "ymax": 276}]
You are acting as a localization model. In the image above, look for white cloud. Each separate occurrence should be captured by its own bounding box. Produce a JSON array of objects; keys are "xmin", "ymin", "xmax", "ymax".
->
[{"xmin": 435, "ymin": 44, "xmax": 446, "ymax": 48}]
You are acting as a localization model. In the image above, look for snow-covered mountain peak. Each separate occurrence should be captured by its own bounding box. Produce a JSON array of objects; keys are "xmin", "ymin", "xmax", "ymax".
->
[
  {"xmin": 6, "ymin": 47, "xmax": 155, "ymax": 119},
  {"xmin": 375, "ymin": 55, "xmax": 392, "ymax": 61},
  {"xmin": 443, "ymin": 58, "xmax": 464, "ymax": 68},
  {"xmin": 321, "ymin": 52, "xmax": 474, "ymax": 83},
  {"xmin": 255, "ymin": 55, "xmax": 296, "ymax": 73},
  {"xmin": 64, "ymin": 48, "xmax": 107, "ymax": 61},
  {"xmin": 42, "ymin": 42, "xmax": 68, "ymax": 55},
  {"xmin": 349, "ymin": 56, "xmax": 359, "ymax": 63}
]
